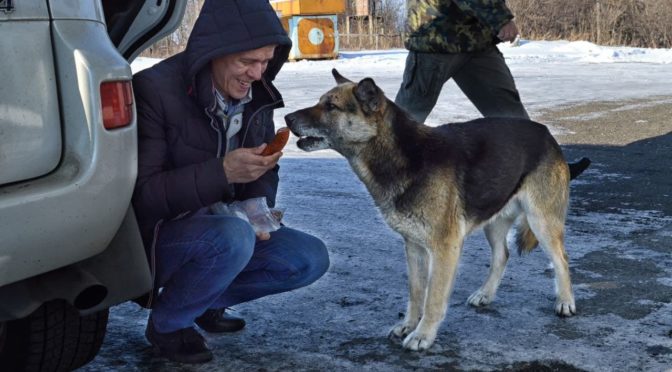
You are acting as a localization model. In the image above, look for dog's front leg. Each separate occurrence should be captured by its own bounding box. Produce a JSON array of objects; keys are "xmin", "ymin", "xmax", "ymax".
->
[
  {"xmin": 389, "ymin": 239, "xmax": 428, "ymax": 340},
  {"xmin": 403, "ymin": 234, "xmax": 464, "ymax": 351}
]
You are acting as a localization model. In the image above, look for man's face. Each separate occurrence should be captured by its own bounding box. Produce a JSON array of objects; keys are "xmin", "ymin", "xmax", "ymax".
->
[{"xmin": 211, "ymin": 44, "xmax": 276, "ymax": 100}]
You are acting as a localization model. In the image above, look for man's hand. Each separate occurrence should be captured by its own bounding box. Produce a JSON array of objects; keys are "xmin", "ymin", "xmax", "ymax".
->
[
  {"xmin": 223, "ymin": 144, "xmax": 282, "ymax": 184},
  {"xmin": 256, "ymin": 231, "xmax": 271, "ymax": 241},
  {"xmin": 497, "ymin": 20, "xmax": 519, "ymax": 42}
]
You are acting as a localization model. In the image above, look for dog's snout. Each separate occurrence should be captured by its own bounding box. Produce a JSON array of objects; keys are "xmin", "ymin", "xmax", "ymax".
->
[{"xmin": 284, "ymin": 113, "xmax": 296, "ymax": 127}]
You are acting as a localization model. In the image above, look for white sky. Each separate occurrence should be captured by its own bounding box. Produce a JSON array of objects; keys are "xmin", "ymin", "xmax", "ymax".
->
[{"xmin": 132, "ymin": 40, "xmax": 672, "ymax": 158}]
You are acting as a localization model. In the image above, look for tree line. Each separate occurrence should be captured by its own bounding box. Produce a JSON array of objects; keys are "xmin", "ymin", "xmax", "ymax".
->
[
  {"xmin": 140, "ymin": 0, "xmax": 671, "ymax": 58},
  {"xmin": 509, "ymin": 0, "xmax": 672, "ymax": 48}
]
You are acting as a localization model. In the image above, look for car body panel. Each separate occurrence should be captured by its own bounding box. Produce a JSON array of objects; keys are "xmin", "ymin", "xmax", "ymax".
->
[
  {"xmin": 0, "ymin": 5, "xmax": 61, "ymax": 185},
  {"xmin": 0, "ymin": 18, "xmax": 137, "ymax": 287},
  {"xmin": 0, "ymin": 1, "xmax": 47, "ymax": 18},
  {"xmin": 0, "ymin": 0, "xmax": 187, "ymax": 328},
  {"xmin": 116, "ymin": 0, "xmax": 188, "ymax": 62},
  {"xmin": 48, "ymin": 0, "xmax": 106, "ymax": 21}
]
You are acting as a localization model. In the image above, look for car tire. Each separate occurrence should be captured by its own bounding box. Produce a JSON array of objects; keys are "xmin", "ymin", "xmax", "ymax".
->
[{"xmin": 0, "ymin": 300, "xmax": 108, "ymax": 372}]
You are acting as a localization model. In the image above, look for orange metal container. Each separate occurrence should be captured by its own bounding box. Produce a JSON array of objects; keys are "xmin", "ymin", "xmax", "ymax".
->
[
  {"xmin": 281, "ymin": 15, "xmax": 340, "ymax": 60},
  {"xmin": 270, "ymin": 0, "xmax": 346, "ymax": 17}
]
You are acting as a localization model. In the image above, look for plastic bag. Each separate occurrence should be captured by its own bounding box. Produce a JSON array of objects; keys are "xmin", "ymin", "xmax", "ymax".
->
[{"xmin": 210, "ymin": 197, "xmax": 281, "ymax": 234}]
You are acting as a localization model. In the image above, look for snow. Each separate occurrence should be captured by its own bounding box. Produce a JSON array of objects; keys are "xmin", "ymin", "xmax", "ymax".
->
[
  {"xmin": 504, "ymin": 39, "xmax": 672, "ymax": 64},
  {"xmin": 132, "ymin": 40, "xmax": 672, "ymax": 158}
]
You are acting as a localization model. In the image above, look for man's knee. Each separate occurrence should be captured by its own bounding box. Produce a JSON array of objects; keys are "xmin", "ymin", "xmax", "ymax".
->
[
  {"xmin": 303, "ymin": 235, "xmax": 330, "ymax": 277},
  {"xmin": 395, "ymin": 83, "xmax": 440, "ymax": 123},
  {"xmin": 292, "ymin": 234, "xmax": 329, "ymax": 285},
  {"xmin": 395, "ymin": 90, "xmax": 432, "ymax": 123},
  {"xmin": 205, "ymin": 218, "xmax": 256, "ymax": 269},
  {"xmin": 274, "ymin": 229, "xmax": 329, "ymax": 283}
]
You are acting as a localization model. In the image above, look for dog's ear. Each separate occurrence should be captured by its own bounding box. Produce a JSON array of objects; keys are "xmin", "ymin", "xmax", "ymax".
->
[
  {"xmin": 332, "ymin": 68, "xmax": 352, "ymax": 85},
  {"xmin": 354, "ymin": 78, "xmax": 382, "ymax": 114}
]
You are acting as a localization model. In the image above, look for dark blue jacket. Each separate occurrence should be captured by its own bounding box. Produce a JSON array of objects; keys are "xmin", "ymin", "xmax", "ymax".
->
[{"xmin": 132, "ymin": 0, "xmax": 292, "ymax": 249}]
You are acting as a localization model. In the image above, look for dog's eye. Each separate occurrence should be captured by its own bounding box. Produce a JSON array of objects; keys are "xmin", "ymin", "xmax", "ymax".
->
[{"xmin": 325, "ymin": 102, "xmax": 338, "ymax": 111}]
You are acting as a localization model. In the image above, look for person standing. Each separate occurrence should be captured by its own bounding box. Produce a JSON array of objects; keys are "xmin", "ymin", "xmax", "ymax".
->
[
  {"xmin": 395, "ymin": 0, "xmax": 529, "ymax": 122},
  {"xmin": 395, "ymin": 1, "xmax": 592, "ymax": 181},
  {"xmin": 131, "ymin": 0, "xmax": 329, "ymax": 364}
]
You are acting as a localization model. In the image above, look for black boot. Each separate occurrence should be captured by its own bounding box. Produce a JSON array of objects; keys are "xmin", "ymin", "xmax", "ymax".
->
[
  {"xmin": 195, "ymin": 308, "xmax": 246, "ymax": 333},
  {"xmin": 146, "ymin": 320, "xmax": 213, "ymax": 364}
]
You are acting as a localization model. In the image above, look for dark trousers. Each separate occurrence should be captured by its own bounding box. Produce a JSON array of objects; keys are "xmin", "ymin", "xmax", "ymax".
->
[
  {"xmin": 395, "ymin": 46, "xmax": 529, "ymax": 123},
  {"xmin": 149, "ymin": 215, "xmax": 329, "ymax": 333}
]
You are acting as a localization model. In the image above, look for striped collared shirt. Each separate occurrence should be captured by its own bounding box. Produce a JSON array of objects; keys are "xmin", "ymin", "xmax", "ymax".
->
[{"xmin": 214, "ymin": 87, "xmax": 253, "ymax": 153}]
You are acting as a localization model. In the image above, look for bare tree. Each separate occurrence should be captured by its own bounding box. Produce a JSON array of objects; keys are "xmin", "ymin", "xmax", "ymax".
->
[
  {"xmin": 341, "ymin": 0, "xmax": 405, "ymax": 50},
  {"xmin": 141, "ymin": 0, "xmax": 670, "ymax": 57},
  {"xmin": 509, "ymin": 0, "xmax": 671, "ymax": 48},
  {"xmin": 142, "ymin": 0, "xmax": 204, "ymax": 58}
]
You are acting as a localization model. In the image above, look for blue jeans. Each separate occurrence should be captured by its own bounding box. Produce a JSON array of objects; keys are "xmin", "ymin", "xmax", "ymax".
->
[{"xmin": 149, "ymin": 214, "xmax": 329, "ymax": 333}]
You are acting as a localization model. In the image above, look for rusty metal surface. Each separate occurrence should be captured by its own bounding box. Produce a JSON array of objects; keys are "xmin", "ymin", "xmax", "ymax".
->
[
  {"xmin": 297, "ymin": 18, "xmax": 336, "ymax": 57},
  {"xmin": 271, "ymin": 0, "xmax": 345, "ymax": 17}
]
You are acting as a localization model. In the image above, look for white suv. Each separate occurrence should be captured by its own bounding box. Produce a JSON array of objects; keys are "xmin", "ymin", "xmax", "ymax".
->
[{"xmin": 0, "ymin": 1, "xmax": 186, "ymax": 370}]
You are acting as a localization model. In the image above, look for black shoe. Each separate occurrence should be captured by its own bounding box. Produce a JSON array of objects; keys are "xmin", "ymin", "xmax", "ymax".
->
[
  {"xmin": 145, "ymin": 320, "xmax": 213, "ymax": 364},
  {"xmin": 195, "ymin": 308, "xmax": 246, "ymax": 333}
]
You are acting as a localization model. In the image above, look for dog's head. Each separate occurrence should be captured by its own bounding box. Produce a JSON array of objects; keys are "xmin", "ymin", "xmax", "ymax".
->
[{"xmin": 285, "ymin": 69, "xmax": 387, "ymax": 153}]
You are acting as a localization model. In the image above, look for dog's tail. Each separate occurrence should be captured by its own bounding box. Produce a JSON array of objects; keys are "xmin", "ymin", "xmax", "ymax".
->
[
  {"xmin": 569, "ymin": 157, "xmax": 591, "ymax": 180},
  {"xmin": 515, "ymin": 216, "xmax": 539, "ymax": 255}
]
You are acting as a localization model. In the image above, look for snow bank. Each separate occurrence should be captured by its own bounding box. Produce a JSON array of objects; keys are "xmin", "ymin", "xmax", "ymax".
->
[{"xmin": 130, "ymin": 40, "xmax": 672, "ymax": 158}]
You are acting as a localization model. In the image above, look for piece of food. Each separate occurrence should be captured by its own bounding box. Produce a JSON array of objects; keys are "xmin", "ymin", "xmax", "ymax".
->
[{"xmin": 261, "ymin": 127, "xmax": 290, "ymax": 156}]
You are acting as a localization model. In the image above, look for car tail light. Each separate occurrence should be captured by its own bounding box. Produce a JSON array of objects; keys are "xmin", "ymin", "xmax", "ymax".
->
[{"xmin": 100, "ymin": 81, "xmax": 134, "ymax": 129}]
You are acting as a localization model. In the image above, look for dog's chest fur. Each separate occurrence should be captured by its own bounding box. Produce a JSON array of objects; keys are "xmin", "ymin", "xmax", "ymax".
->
[
  {"xmin": 381, "ymin": 206, "xmax": 431, "ymax": 245},
  {"xmin": 350, "ymin": 157, "xmax": 432, "ymax": 244}
]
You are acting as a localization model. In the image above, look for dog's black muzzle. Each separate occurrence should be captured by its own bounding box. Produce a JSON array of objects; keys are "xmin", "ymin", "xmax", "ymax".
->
[{"xmin": 284, "ymin": 112, "xmax": 297, "ymax": 131}]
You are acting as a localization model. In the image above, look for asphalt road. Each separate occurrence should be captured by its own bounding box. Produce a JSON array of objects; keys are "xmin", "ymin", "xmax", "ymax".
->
[{"xmin": 83, "ymin": 98, "xmax": 672, "ymax": 371}]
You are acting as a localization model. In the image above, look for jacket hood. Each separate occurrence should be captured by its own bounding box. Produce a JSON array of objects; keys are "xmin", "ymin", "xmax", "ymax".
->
[{"xmin": 185, "ymin": 0, "xmax": 292, "ymax": 82}]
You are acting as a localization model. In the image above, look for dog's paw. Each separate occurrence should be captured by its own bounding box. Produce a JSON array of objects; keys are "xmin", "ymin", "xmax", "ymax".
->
[
  {"xmin": 467, "ymin": 290, "xmax": 493, "ymax": 307},
  {"xmin": 555, "ymin": 300, "xmax": 576, "ymax": 317},
  {"xmin": 388, "ymin": 322, "xmax": 416, "ymax": 341},
  {"xmin": 402, "ymin": 330, "xmax": 435, "ymax": 351}
]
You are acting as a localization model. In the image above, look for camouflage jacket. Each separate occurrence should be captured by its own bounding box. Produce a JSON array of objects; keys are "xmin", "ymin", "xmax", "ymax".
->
[{"xmin": 404, "ymin": 0, "xmax": 514, "ymax": 53}]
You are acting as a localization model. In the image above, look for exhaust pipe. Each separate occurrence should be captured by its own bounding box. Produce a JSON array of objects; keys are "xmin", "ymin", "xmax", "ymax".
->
[
  {"xmin": 73, "ymin": 283, "xmax": 108, "ymax": 311},
  {"xmin": 33, "ymin": 266, "xmax": 108, "ymax": 311},
  {"xmin": 0, "ymin": 265, "xmax": 109, "ymax": 321}
]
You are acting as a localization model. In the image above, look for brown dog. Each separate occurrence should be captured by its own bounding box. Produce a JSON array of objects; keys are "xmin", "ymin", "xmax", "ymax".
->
[{"xmin": 285, "ymin": 69, "xmax": 588, "ymax": 351}]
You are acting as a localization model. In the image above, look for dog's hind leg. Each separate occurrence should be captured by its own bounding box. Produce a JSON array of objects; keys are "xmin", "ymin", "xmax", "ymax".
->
[
  {"xmin": 402, "ymin": 231, "xmax": 464, "ymax": 351},
  {"xmin": 467, "ymin": 214, "xmax": 516, "ymax": 307},
  {"xmin": 528, "ymin": 212, "xmax": 576, "ymax": 316},
  {"xmin": 389, "ymin": 239, "xmax": 428, "ymax": 340},
  {"xmin": 523, "ymin": 169, "xmax": 576, "ymax": 316}
]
